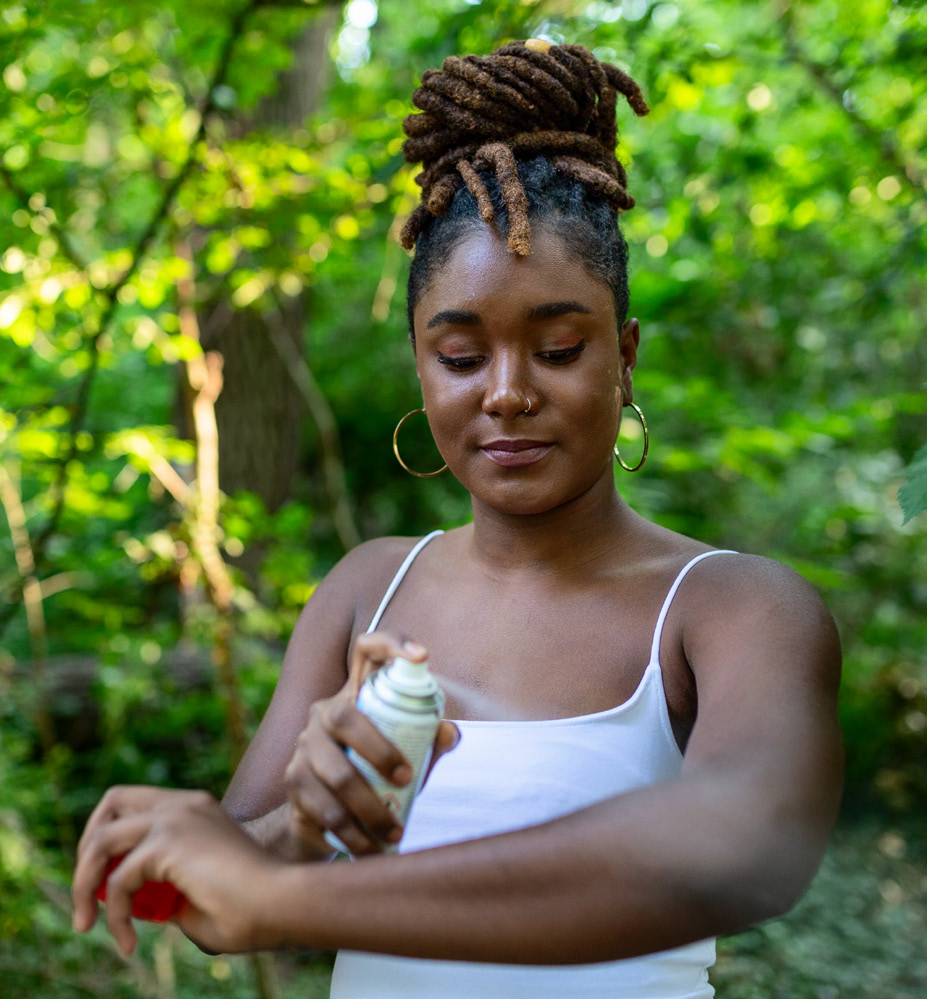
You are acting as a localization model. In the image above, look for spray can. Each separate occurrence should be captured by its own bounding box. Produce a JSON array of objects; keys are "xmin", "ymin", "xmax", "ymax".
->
[{"xmin": 326, "ymin": 656, "xmax": 444, "ymax": 855}]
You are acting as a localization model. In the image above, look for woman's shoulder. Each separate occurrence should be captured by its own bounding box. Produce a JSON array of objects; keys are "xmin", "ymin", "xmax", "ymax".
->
[
  {"xmin": 677, "ymin": 546, "xmax": 826, "ymax": 607},
  {"xmin": 668, "ymin": 545, "xmax": 841, "ymax": 678},
  {"xmin": 637, "ymin": 519, "xmax": 836, "ymax": 640},
  {"xmin": 314, "ymin": 532, "xmax": 444, "ymax": 631}
]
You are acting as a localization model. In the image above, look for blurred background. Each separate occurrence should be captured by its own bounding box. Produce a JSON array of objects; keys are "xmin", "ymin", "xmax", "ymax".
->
[{"xmin": 0, "ymin": 0, "xmax": 924, "ymax": 996}]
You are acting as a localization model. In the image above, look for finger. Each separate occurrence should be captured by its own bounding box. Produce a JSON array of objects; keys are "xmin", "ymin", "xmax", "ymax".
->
[
  {"xmin": 319, "ymin": 698, "xmax": 411, "ymax": 784},
  {"xmin": 299, "ymin": 733, "xmax": 403, "ymax": 841},
  {"xmin": 286, "ymin": 737, "xmax": 400, "ymax": 850},
  {"xmin": 289, "ymin": 785, "xmax": 386, "ymax": 856},
  {"xmin": 434, "ymin": 720, "xmax": 460, "ymax": 760},
  {"xmin": 72, "ymin": 812, "xmax": 156, "ymax": 935},
  {"xmin": 101, "ymin": 841, "xmax": 164, "ymax": 957},
  {"xmin": 347, "ymin": 633, "xmax": 428, "ymax": 696},
  {"xmin": 422, "ymin": 721, "xmax": 460, "ymax": 788},
  {"xmin": 76, "ymin": 785, "xmax": 166, "ymax": 862}
]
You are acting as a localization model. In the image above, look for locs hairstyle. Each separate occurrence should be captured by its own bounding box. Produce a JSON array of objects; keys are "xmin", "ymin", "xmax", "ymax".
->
[{"xmin": 401, "ymin": 40, "xmax": 649, "ymax": 338}]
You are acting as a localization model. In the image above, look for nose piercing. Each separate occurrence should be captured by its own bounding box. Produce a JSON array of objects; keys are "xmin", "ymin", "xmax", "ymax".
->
[{"xmin": 523, "ymin": 398, "xmax": 532, "ymax": 414}]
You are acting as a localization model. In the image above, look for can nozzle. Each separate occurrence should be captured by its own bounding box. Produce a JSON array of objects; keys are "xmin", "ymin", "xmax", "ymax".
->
[{"xmin": 386, "ymin": 656, "xmax": 432, "ymax": 692}]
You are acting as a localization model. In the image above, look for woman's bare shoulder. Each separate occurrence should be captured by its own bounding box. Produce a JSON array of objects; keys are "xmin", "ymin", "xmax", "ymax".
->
[
  {"xmin": 311, "ymin": 533, "xmax": 442, "ymax": 632},
  {"xmin": 630, "ymin": 514, "xmax": 840, "ymax": 674},
  {"xmin": 681, "ymin": 549, "xmax": 830, "ymax": 610},
  {"xmin": 633, "ymin": 517, "xmax": 822, "ymax": 606},
  {"xmin": 676, "ymin": 550, "xmax": 842, "ymax": 684}
]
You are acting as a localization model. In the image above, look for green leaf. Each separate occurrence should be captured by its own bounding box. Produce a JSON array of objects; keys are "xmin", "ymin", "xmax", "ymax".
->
[{"xmin": 899, "ymin": 444, "xmax": 927, "ymax": 524}]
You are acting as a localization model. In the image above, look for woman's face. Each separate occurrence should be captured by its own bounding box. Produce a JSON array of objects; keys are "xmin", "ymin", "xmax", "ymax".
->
[{"xmin": 412, "ymin": 225, "xmax": 639, "ymax": 516}]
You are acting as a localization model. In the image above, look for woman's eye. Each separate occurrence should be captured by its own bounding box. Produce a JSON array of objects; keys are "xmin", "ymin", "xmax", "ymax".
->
[
  {"xmin": 540, "ymin": 339, "xmax": 585, "ymax": 364},
  {"xmin": 436, "ymin": 352, "xmax": 482, "ymax": 370}
]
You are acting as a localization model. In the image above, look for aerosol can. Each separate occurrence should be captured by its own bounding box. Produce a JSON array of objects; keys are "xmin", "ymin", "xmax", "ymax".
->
[{"xmin": 326, "ymin": 656, "xmax": 444, "ymax": 855}]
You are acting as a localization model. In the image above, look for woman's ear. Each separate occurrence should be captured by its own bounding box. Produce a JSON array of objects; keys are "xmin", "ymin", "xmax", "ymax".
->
[{"xmin": 619, "ymin": 318, "xmax": 640, "ymax": 402}]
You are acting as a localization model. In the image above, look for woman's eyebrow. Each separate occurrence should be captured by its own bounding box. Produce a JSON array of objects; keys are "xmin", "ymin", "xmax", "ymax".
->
[
  {"xmin": 426, "ymin": 308, "xmax": 480, "ymax": 329},
  {"xmin": 527, "ymin": 301, "xmax": 593, "ymax": 320},
  {"xmin": 426, "ymin": 301, "xmax": 592, "ymax": 329}
]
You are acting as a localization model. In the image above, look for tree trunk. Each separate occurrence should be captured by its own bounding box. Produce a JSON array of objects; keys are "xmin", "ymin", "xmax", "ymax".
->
[{"xmin": 199, "ymin": 7, "xmax": 340, "ymax": 513}]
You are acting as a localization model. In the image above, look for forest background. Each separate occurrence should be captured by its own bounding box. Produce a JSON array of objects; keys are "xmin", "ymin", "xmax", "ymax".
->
[{"xmin": 0, "ymin": 0, "xmax": 925, "ymax": 996}]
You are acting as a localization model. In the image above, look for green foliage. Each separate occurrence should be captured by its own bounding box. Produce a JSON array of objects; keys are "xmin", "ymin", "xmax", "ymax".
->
[
  {"xmin": 899, "ymin": 443, "xmax": 927, "ymax": 523},
  {"xmin": 1, "ymin": 0, "xmax": 926, "ymax": 994}
]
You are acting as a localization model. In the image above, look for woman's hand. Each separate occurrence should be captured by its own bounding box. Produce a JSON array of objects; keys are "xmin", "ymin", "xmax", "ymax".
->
[
  {"xmin": 73, "ymin": 786, "xmax": 288, "ymax": 957},
  {"xmin": 285, "ymin": 632, "xmax": 460, "ymax": 856}
]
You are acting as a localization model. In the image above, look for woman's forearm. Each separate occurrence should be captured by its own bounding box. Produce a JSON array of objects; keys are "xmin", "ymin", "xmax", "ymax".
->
[{"xmin": 264, "ymin": 771, "xmax": 828, "ymax": 964}]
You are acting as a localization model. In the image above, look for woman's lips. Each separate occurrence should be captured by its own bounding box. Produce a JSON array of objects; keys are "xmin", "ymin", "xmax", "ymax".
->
[{"xmin": 481, "ymin": 439, "xmax": 554, "ymax": 467}]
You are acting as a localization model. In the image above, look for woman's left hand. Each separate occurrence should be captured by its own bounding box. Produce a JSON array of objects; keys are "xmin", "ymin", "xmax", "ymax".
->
[{"xmin": 72, "ymin": 785, "xmax": 288, "ymax": 957}]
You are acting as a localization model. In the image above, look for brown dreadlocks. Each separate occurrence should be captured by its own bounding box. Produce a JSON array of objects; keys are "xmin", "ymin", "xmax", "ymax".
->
[{"xmin": 400, "ymin": 39, "xmax": 649, "ymax": 256}]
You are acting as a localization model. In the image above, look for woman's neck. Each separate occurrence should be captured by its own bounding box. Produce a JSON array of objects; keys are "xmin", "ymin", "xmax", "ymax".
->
[{"xmin": 466, "ymin": 470, "xmax": 639, "ymax": 576}]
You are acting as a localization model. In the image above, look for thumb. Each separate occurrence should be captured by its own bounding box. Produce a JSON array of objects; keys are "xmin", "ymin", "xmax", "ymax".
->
[
  {"xmin": 433, "ymin": 720, "xmax": 460, "ymax": 761},
  {"xmin": 421, "ymin": 721, "xmax": 460, "ymax": 789}
]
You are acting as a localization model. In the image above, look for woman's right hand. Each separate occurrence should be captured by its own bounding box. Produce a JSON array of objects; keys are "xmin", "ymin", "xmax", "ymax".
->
[{"xmin": 284, "ymin": 633, "xmax": 460, "ymax": 857}]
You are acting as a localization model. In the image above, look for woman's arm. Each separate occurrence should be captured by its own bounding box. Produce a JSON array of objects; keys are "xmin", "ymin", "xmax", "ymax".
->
[
  {"xmin": 222, "ymin": 537, "xmax": 431, "ymax": 856},
  {"xmin": 75, "ymin": 555, "xmax": 841, "ymax": 962},
  {"xmin": 265, "ymin": 555, "xmax": 843, "ymax": 962}
]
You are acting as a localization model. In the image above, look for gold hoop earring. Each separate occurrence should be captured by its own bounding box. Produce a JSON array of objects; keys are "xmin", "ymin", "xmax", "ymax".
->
[
  {"xmin": 392, "ymin": 408, "xmax": 448, "ymax": 478},
  {"xmin": 614, "ymin": 402, "xmax": 649, "ymax": 473}
]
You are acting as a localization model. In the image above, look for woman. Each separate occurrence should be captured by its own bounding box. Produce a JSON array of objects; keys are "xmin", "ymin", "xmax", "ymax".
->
[{"xmin": 72, "ymin": 41, "xmax": 843, "ymax": 998}]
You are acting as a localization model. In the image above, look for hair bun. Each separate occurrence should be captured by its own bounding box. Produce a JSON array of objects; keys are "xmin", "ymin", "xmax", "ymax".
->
[{"xmin": 400, "ymin": 41, "xmax": 649, "ymax": 254}]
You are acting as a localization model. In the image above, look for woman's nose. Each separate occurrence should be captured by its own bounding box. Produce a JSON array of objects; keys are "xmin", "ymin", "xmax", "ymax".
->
[{"xmin": 481, "ymin": 357, "xmax": 532, "ymax": 419}]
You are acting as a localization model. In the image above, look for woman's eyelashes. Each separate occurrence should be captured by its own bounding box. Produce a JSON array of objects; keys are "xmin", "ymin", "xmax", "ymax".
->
[
  {"xmin": 540, "ymin": 339, "xmax": 585, "ymax": 364},
  {"xmin": 436, "ymin": 339, "xmax": 585, "ymax": 371},
  {"xmin": 436, "ymin": 351, "xmax": 483, "ymax": 370}
]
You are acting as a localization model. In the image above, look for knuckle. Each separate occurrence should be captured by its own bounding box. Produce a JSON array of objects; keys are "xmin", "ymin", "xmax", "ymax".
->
[
  {"xmin": 319, "ymin": 803, "xmax": 348, "ymax": 831},
  {"xmin": 99, "ymin": 785, "xmax": 124, "ymax": 810},
  {"xmin": 328, "ymin": 764, "xmax": 358, "ymax": 795},
  {"xmin": 355, "ymin": 632, "xmax": 393, "ymax": 658},
  {"xmin": 328, "ymin": 701, "xmax": 355, "ymax": 730},
  {"xmin": 285, "ymin": 763, "xmax": 316, "ymax": 796}
]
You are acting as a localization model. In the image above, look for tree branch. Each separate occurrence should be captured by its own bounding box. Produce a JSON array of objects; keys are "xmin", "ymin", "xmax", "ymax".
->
[
  {"xmin": 1, "ymin": 0, "xmax": 268, "ymax": 645},
  {"xmin": 175, "ymin": 236, "xmax": 248, "ymax": 767},
  {"xmin": 0, "ymin": 163, "xmax": 92, "ymax": 275}
]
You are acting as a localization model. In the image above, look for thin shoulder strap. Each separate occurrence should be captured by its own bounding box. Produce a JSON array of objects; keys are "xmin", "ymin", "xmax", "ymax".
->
[
  {"xmin": 649, "ymin": 549, "xmax": 738, "ymax": 663},
  {"xmin": 365, "ymin": 530, "xmax": 445, "ymax": 634}
]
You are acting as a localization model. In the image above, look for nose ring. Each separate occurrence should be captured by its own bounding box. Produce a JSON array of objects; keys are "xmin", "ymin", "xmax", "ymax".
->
[{"xmin": 523, "ymin": 398, "xmax": 532, "ymax": 414}]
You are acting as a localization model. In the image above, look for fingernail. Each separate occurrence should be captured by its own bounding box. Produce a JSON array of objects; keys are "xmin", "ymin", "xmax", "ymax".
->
[
  {"xmin": 391, "ymin": 763, "xmax": 412, "ymax": 786},
  {"xmin": 386, "ymin": 826, "xmax": 403, "ymax": 844},
  {"xmin": 402, "ymin": 640, "xmax": 426, "ymax": 658}
]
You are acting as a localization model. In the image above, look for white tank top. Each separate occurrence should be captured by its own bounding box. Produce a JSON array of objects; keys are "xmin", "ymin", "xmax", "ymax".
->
[{"xmin": 331, "ymin": 533, "xmax": 736, "ymax": 999}]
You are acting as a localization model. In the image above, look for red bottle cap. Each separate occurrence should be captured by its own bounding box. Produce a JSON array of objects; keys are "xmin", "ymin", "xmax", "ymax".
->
[{"xmin": 96, "ymin": 856, "xmax": 184, "ymax": 923}]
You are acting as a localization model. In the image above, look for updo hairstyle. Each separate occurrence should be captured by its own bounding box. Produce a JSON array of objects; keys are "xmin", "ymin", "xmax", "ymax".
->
[{"xmin": 400, "ymin": 40, "xmax": 649, "ymax": 338}]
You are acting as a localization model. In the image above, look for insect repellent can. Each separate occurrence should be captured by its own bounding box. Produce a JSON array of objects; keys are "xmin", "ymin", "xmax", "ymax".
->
[{"xmin": 326, "ymin": 656, "xmax": 444, "ymax": 856}]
